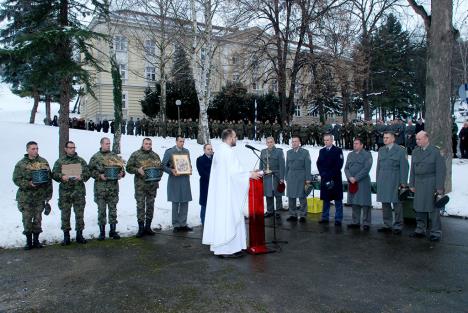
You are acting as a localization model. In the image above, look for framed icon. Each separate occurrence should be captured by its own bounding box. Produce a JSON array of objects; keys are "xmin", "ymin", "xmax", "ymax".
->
[{"xmin": 172, "ymin": 154, "xmax": 192, "ymax": 175}]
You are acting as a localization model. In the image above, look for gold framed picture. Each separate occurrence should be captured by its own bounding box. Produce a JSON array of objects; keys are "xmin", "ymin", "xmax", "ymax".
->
[
  {"xmin": 172, "ymin": 154, "xmax": 192, "ymax": 175},
  {"xmin": 62, "ymin": 164, "xmax": 82, "ymax": 177}
]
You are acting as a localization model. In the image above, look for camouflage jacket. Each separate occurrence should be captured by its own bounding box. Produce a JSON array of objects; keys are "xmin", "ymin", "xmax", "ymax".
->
[
  {"xmin": 88, "ymin": 149, "xmax": 125, "ymax": 191},
  {"xmin": 12, "ymin": 154, "xmax": 53, "ymax": 206},
  {"xmin": 52, "ymin": 153, "xmax": 90, "ymax": 195},
  {"xmin": 126, "ymin": 148, "xmax": 163, "ymax": 185}
]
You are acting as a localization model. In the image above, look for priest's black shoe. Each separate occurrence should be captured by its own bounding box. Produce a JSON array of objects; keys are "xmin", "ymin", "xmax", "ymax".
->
[
  {"xmin": 392, "ymin": 229, "xmax": 402, "ymax": 235},
  {"xmin": 286, "ymin": 216, "xmax": 298, "ymax": 222},
  {"xmin": 377, "ymin": 227, "xmax": 392, "ymax": 233},
  {"xmin": 299, "ymin": 217, "xmax": 306, "ymax": 223},
  {"xmin": 334, "ymin": 221, "xmax": 342, "ymax": 227},
  {"xmin": 429, "ymin": 235, "xmax": 440, "ymax": 242},
  {"xmin": 218, "ymin": 251, "xmax": 245, "ymax": 259},
  {"xmin": 318, "ymin": 220, "xmax": 329, "ymax": 224},
  {"xmin": 264, "ymin": 212, "xmax": 274, "ymax": 218},
  {"xmin": 363, "ymin": 225, "xmax": 370, "ymax": 231},
  {"xmin": 347, "ymin": 223, "xmax": 360, "ymax": 229},
  {"xmin": 409, "ymin": 232, "xmax": 425, "ymax": 238}
]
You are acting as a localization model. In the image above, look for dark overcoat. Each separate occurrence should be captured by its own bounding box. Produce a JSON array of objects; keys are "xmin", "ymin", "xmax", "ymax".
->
[
  {"xmin": 196, "ymin": 154, "xmax": 212, "ymax": 206},
  {"xmin": 316, "ymin": 145, "xmax": 344, "ymax": 201}
]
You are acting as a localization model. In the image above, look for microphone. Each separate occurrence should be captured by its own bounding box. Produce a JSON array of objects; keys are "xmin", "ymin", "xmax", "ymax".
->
[{"xmin": 245, "ymin": 144, "xmax": 260, "ymax": 152}]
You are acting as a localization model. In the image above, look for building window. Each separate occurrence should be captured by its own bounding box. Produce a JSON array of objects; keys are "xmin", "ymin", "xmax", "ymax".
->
[
  {"xmin": 252, "ymin": 82, "xmax": 260, "ymax": 91},
  {"xmin": 119, "ymin": 64, "xmax": 128, "ymax": 80},
  {"xmin": 144, "ymin": 40, "xmax": 156, "ymax": 56},
  {"xmin": 231, "ymin": 55, "xmax": 239, "ymax": 65},
  {"xmin": 145, "ymin": 66, "xmax": 156, "ymax": 81},
  {"xmin": 200, "ymin": 48, "xmax": 206, "ymax": 65},
  {"xmin": 122, "ymin": 91, "xmax": 128, "ymax": 110},
  {"xmin": 232, "ymin": 73, "xmax": 240, "ymax": 81},
  {"xmin": 294, "ymin": 104, "xmax": 301, "ymax": 117},
  {"xmin": 113, "ymin": 35, "xmax": 128, "ymax": 52}
]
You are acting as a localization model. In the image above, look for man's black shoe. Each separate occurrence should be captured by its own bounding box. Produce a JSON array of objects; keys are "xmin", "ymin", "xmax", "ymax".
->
[
  {"xmin": 286, "ymin": 216, "xmax": 298, "ymax": 222},
  {"xmin": 299, "ymin": 217, "xmax": 306, "ymax": 223},
  {"xmin": 275, "ymin": 213, "xmax": 281, "ymax": 219},
  {"xmin": 392, "ymin": 229, "xmax": 402, "ymax": 235},
  {"xmin": 318, "ymin": 220, "xmax": 329, "ymax": 224},
  {"xmin": 429, "ymin": 235, "xmax": 440, "ymax": 242},
  {"xmin": 264, "ymin": 212, "xmax": 274, "ymax": 218},
  {"xmin": 334, "ymin": 221, "xmax": 342, "ymax": 227},
  {"xmin": 173, "ymin": 227, "xmax": 180, "ymax": 233},
  {"xmin": 409, "ymin": 232, "xmax": 425, "ymax": 238},
  {"xmin": 347, "ymin": 223, "xmax": 361, "ymax": 229},
  {"xmin": 377, "ymin": 227, "xmax": 392, "ymax": 233},
  {"xmin": 181, "ymin": 225, "xmax": 193, "ymax": 232},
  {"xmin": 363, "ymin": 225, "xmax": 370, "ymax": 231}
]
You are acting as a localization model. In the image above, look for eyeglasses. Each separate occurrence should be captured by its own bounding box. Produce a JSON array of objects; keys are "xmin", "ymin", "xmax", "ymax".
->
[{"xmin": 66, "ymin": 146, "xmax": 76, "ymax": 149}]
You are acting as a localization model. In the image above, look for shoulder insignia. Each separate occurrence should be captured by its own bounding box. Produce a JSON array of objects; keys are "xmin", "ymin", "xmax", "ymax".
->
[{"xmin": 435, "ymin": 145, "xmax": 441, "ymax": 150}]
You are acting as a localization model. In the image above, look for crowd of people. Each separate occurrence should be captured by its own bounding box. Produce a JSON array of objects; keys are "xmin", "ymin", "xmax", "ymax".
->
[
  {"xmin": 13, "ymin": 127, "xmax": 446, "ymax": 257},
  {"xmin": 46, "ymin": 115, "xmax": 468, "ymax": 158}
]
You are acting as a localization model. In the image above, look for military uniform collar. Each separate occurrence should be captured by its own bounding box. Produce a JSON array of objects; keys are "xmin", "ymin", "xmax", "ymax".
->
[{"xmin": 25, "ymin": 154, "xmax": 39, "ymax": 160}]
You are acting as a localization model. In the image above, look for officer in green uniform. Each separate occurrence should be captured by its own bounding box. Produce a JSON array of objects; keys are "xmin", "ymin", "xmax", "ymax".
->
[
  {"xmin": 126, "ymin": 138, "xmax": 163, "ymax": 237},
  {"xmin": 52, "ymin": 141, "xmax": 90, "ymax": 245},
  {"xmin": 89, "ymin": 137, "xmax": 125, "ymax": 240},
  {"xmin": 13, "ymin": 141, "xmax": 53, "ymax": 250}
]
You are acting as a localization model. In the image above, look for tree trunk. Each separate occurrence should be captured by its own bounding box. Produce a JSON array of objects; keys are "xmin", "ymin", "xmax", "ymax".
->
[
  {"xmin": 425, "ymin": 0, "xmax": 453, "ymax": 192},
  {"xmin": 110, "ymin": 55, "xmax": 123, "ymax": 154},
  {"xmin": 45, "ymin": 95, "xmax": 51, "ymax": 125},
  {"xmin": 159, "ymin": 2, "xmax": 167, "ymax": 138},
  {"xmin": 29, "ymin": 89, "xmax": 39, "ymax": 124},
  {"xmin": 58, "ymin": 0, "xmax": 70, "ymax": 157}
]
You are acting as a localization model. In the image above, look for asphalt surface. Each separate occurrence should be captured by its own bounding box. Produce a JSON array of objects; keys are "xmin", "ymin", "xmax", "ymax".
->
[{"xmin": 1, "ymin": 208, "xmax": 467, "ymax": 313}]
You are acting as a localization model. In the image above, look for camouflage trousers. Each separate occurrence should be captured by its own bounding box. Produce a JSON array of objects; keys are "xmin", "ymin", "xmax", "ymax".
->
[
  {"xmin": 95, "ymin": 192, "xmax": 119, "ymax": 225},
  {"xmin": 19, "ymin": 203, "xmax": 44, "ymax": 235},
  {"xmin": 58, "ymin": 190, "xmax": 86, "ymax": 231},
  {"xmin": 135, "ymin": 182, "xmax": 158, "ymax": 223}
]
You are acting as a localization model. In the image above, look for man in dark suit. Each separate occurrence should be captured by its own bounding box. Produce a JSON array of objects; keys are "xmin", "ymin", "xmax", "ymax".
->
[
  {"xmin": 317, "ymin": 134, "xmax": 344, "ymax": 226},
  {"xmin": 196, "ymin": 144, "xmax": 213, "ymax": 225}
]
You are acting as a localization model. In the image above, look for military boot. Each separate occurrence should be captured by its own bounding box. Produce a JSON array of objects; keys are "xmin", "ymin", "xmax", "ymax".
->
[
  {"xmin": 62, "ymin": 231, "xmax": 71, "ymax": 246},
  {"xmin": 33, "ymin": 233, "xmax": 43, "ymax": 248},
  {"xmin": 24, "ymin": 233, "xmax": 33, "ymax": 250},
  {"xmin": 145, "ymin": 219, "xmax": 156, "ymax": 236},
  {"xmin": 98, "ymin": 225, "xmax": 106, "ymax": 241},
  {"xmin": 109, "ymin": 224, "xmax": 120, "ymax": 240},
  {"xmin": 76, "ymin": 230, "xmax": 87, "ymax": 244},
  {"xmin": 136, "ymin": 222, "xmax": 145, "ymax": 238}
]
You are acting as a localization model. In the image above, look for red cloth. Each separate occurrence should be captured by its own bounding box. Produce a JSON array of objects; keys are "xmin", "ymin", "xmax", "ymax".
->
[{"xmin": 349, "ymin": 182, "xmax": 359, "ymax": 194}]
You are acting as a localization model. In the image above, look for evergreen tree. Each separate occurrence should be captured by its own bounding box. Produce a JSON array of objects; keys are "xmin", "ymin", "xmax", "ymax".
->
[
  {"xmin": 369, "ymin": 14, "xmax": 417, "ymax": 119},
  {"xmin": 0, "ymin": 0, "xmax": 107, "ymax": 156}
]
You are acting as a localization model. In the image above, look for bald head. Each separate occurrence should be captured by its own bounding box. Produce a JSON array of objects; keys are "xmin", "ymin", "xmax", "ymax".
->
[{"xmin": 416, "ymin": 131, "xmax": 429, "ymax": 148}]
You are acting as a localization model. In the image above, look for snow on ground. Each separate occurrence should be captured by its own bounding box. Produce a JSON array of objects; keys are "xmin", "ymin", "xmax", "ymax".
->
[{"xmin": 1, "ymin": 84, "xmax": 467, "ymax": 248}]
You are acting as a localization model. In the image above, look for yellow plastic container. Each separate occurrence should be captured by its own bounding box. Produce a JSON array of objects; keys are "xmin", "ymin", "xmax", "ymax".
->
[{"xmin": 307, "ymin": 197, "xmax": 323, "ymax": 214}]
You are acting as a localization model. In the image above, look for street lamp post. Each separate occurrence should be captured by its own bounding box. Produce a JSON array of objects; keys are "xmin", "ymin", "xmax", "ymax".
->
[{"xmin": 176, "ymin": 99, "xmax": 182, "ymax": 135}]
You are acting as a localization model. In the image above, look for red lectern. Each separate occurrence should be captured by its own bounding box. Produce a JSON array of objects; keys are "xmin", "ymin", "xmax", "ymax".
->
[{"xmin": 247, "ymin": 177, "xmax": 269, "ymax": 254}]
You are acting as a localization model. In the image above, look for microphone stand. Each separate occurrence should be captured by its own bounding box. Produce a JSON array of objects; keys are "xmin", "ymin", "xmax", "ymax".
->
[{"xmin": 248, "ymin": 147, "xmax": 288, "ymax": 248}]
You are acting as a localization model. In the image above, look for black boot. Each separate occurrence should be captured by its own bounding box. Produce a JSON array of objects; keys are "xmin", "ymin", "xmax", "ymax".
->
[
  {"xmin": 33, "ymin": 233, "xmax": 43, "ymax": 248},
  {"xmin": 144, "ymin": 219, "xmax": 155, "ymax": 236},
  {"xmin": 62, "ymin": 230, "xmax": 71, "ymax": 246},
  {"xmin": 76, "ymin": 230, "xmax": 87, "ymax": 244},
  {"xmin": 24, "ymin": 233, "xmax": 33, "ymax": 250},
  {"xmin": 109, "ymin": 224, "xmax": 120, "ymax": 239},
  {"xmin": 136, "ymin": 222, "xmax": 145, "ymax": 238},
  {"xmin": 98, "ymin": 225, "xmax": 105, "ymax": 241}
]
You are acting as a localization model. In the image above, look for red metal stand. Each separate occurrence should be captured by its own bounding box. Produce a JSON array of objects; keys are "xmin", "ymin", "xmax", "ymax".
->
[{"xmin": 247, "ymin": 178, "xmax": 270, "ymax": 254}]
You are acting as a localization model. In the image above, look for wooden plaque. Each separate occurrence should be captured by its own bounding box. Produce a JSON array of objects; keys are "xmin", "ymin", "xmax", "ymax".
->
[{"xmin": 62, "ymin": 164, "xmax": 82, "ymax": 177}]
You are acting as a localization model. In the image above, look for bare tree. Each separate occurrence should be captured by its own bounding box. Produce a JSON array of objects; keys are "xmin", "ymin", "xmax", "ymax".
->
[{"xmin": 407, "ymin": 0, "xmax": 458, "ymax": 192}]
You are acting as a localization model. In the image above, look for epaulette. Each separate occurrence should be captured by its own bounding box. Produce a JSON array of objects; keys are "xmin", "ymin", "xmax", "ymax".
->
[{"xmin": 435, "ymin": 145, "xmax": 441, "ymax": 150}]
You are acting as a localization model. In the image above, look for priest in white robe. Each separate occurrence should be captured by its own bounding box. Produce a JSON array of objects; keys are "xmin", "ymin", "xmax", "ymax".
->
[{"xmin": 202, "ymin": 129, "xmax": 262, "ymax": 258}]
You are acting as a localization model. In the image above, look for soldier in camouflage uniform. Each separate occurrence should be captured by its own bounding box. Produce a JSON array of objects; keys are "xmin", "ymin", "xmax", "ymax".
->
[
  {"xmin": 89, "ymin": 137, "xmax": 125, "ymax": 240},
  {"xmin": 272, "ymin": 119, "xmax": 281, "ymax": 143},
  {"xmin": 300, "ymin": 125, "xmax": 309, "ymax": 146},
  {"xmin": 212, "ymin": 120, "xmax": 219, "ymax": 139},
  {"xmin": 236, "ymin": 120, "xmax": 244, "ymax": 140},
  {"xmin": 246, "ymin": 120, "xmax": 254, "ymax": 140},
  {"xmin": 264, "ymin": 120, "xmax": 272, "ymax": 139},
  {"xmin": 282, "ymin": 123, "xmax": 291, "ymax": 145},
  {"xmin": 52, "ymin": 141, "xmax": 90, "ymax": 245},
  {"xmin": 13, "ymin": 141, "xmax": 53, "ymax": 250},
  {"xmin": 141, "ymin": 118, "xmax": 148, "ymax": 136},
  {"xmin": 308, "ymin": 123, "xmax": 316, "ymax": 146},
  {"xmin": 167, "ymin": 119, "xmax": 174, "ymax": 138},
  {"xmin": 126, "ymin": 138, "xmax": 163, "ymax": 238}
]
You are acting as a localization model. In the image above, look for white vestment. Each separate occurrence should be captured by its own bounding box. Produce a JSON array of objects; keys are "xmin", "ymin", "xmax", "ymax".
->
[{"xmin": 202, "ymin": 142, "xmax": 251, "ymax": 255}]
